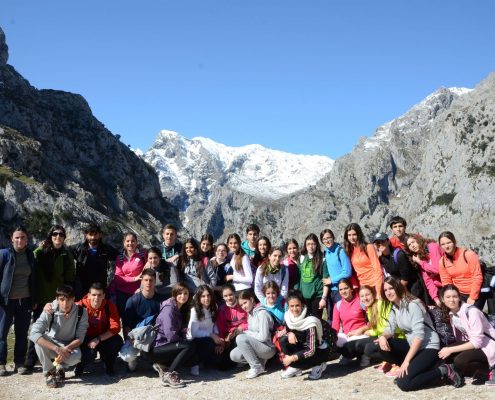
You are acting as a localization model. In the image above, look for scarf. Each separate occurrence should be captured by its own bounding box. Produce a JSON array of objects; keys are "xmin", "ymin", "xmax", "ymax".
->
[
  {"xmin": 284, "ymin": 305, "xmax": 323, "ymax": 344},
  {"xmin": 266, "ymin": 263, "xmax": 280, "ymax": 275}
]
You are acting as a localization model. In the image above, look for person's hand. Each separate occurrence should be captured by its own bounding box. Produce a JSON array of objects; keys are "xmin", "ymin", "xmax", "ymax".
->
[
  {"xmin": 438, "ymin": 347, "xmax": 453, "ymax": 359},
  {"xmin": 398, "ymin": 360, "xmax": 409, "ymax": 378},
  {"xmin": 55, "ymin": 346, "xmax": 72, "ymax": 363},
  {"xmin": 412, "ymin": 255, "xmax": 421, "ymax": 265},
  {"xmin": 375, "ymin": 335, "xmax": 390, "ymax": 351},
  {"xmin": 88, "ymin": 337, "xmax": 100, "ymax": 349},
  {"xmin": 348, "ymin": 330, "xmax": 358, "ymax": 337},
  {"xmin": 214, "ymin": 344, "xmax": 225, "ymax": 355},
  {"xmin": 288, "ymin": 332, "xmax": 298, "ymax": 345},
  {"xmin": 466, "ymin": 297, "xmax": 475, "ymax": 305},
  {"xmin": 322, "ymin": 278, "xmax": 331, "ymax": 285},
  {"xmin": 318, "ymin": 298, "xmax": 326, "ymax": 310},
  {"xmin": 44, "ymin": 303, "xmax": 54, "ymax": 314},
  {"xmin": 364, "ymin": 330, "xmax": 372, "ymax": 336},
  {"xmin": 211, "ymin": 334, "xmax": 224, "ymax": 346},
  {"xmin": 167, "ymin": 255, "xmax": 179, "ymax": 264},
  {"xmin": 134, "ymin": 275, "xmax": 142, "ymax": 282},
  {"xmin": 282, "ymin": 355, "xmax": 294, "ymax": 367},
  {"xmin": 276, "ymin": 327, "xmax": 287, "ymax": 338}
]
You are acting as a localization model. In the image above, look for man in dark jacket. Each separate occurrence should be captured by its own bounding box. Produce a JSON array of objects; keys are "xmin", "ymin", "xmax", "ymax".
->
[{"xmin": 71, "ymin": 223, "xmax": 118, "ymax": 300}]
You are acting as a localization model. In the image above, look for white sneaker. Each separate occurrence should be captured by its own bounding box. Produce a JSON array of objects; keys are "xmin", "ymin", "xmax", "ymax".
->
[
  {"xmin": 359, "ymin": 355, "xmax": 371, "ymax": 367},
  {"xmin": 280, "ymin": 366, "xmax": 303, "ymax": 379},
  {"xmin": 309, "ymin": 362, "xmax": 327, "ymax": 380},
  {"xmin": 338, "ymin": 356, "xmax": 351, "ymax": 365},
  {"xmin": 127, "ymin": 358, "xmax": 138, "ymax": 372},
  {"xmin": 190, "ymin": 365, "xmax": 199, "ymax": 376},
  {"xmin": 245, "ymin": 366, "xmax": 265, "ymax": 379}
]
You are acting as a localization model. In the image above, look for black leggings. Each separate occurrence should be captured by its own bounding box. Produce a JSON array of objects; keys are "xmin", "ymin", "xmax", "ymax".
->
[
  {"xmin": 279, "ymin": 335, "xmax": 328, "ymax": 369},
  {"xmin": 148, "ymin": 340, "xmax": 196, "ymax": 372},
  {"xmin": 377, "ymin": 338, "xmax": 441, "ymax": 392},
  {"xmin": 446, "ymin": 341, "xmax": 490, "ymax": 376},
  {"xmin": 340, "ymin": 337, "xmax": 375, "ymax": 359},
  {"xmin": 305, "ymin": 298, "xmax": 323, "ymax": 319}
]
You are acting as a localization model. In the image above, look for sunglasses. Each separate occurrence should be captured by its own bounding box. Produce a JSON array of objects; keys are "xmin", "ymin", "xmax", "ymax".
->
[{"xmin": 52, "ymin": 231, "xmax": 66, "ymax": 238}]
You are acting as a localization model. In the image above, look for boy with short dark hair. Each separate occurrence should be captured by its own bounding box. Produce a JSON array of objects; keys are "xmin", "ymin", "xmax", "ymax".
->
[
  {"xmin": 388, "ymin": 216, "xmax": 407, "ymax": 250},
  {"xmin": 241, "ymin": 224, "xmax": 260, "ymax": 258},
  {"xmin": 29, "ymin": 285, "xmax": 89, "ymax": 388}
]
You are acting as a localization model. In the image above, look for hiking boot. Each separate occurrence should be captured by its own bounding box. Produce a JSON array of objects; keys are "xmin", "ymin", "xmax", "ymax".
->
[
  {"xmin": 245, "ymin": 366, "xmax": 265, "ymax": 379},
  {"xmin": 308, "ymin": 362, "xmax": 327, "ymax": 380},
  {"xmin": 45, "ymin": 369, "xmax": 58, "ymax": 388},
  {"xmin": 280, "ymin": 366, "xmax": 302, "ymax": 379},
  {"xmin": 152, "ymin": 363, "xmax": 166, "ymax": 378},
  {"xmin": 162, "ymin": 371, "xmax": 185, "ymax": 388},
  {"xmin": 15, "ymin": 364, "xmax": 28, "ymax": 375},
  {"xmin": 440, "ymin": 363, "xmax": 464, "ymax": 388},
  {"xmin": 0, "ymin": 365, "xmax": 7, "ymax": 376},
  {"xmin": 55, "ymin": 367, "xmax": 65, "ymax": 385},
  {"xmin": 73, "ymin": 363, "xmax": 84, "ymax": 377},
  {"xmin": 338, "ymin": 356, "xmax": 350, "ymax": 366},
  {"xmin": 359, "ymin": 355, "xmax": 371, "ymax": 367},
  {"xmin": 190, "ymin": 365, "xmax": 199, "ymax": 376},
  {"xmin": 485, "ymin": 368, "xmax": 495, "ymax": 386}
]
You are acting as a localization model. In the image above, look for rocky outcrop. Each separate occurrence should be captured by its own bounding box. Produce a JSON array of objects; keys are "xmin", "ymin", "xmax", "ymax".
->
[{"xmin": 0, "ymin": 27, "xmax": 180, "ymax": 246}]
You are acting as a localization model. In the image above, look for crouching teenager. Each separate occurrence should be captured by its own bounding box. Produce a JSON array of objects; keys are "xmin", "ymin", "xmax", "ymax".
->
[
  {"xmin": 230, "ymin": 290, "xmax": 276, "ymax": 378},
  {"xmin": 278, "ymin": 290, "xmax": 330, "ymax": 380},
  {"xmin": 74, "ymin": 282, "xmax": 123, "ymax": 376},
  {"xmin": 29, "ymin": 285, "xmax": 89, "ymax": 388}
]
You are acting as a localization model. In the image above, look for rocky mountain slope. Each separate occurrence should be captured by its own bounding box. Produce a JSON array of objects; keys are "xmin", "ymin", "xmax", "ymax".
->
[
  {"xmin": 147, "ymin": 76, "xmax": 494, "ymax": 261},
  {"xmin": 0, "ymin": 27, "xmax": 180, "ymax": 246}
]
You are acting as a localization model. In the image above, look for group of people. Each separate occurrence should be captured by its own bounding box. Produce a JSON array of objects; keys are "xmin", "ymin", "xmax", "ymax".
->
[{"xmin": 0, "ymin": 217, "xmax": 494, "ymax": 392}]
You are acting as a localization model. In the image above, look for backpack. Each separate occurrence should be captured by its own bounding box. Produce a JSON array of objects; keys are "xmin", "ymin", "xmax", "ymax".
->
[
  {"xmin": 319, "ymin": 318, "xmax": 338, "ymax": 353},
  {"xmin": 427, "ymin": 306, "xmax": 456, "ymax": 346}
]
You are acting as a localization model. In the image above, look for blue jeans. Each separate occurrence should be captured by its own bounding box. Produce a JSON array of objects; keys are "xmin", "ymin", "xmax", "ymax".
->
[{"xmin": 0, "ymin": 298, "xmax": 32, "ymax": 365}]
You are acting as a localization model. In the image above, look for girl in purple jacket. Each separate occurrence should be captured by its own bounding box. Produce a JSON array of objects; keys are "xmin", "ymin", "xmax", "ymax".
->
[{"xmin": 148, "ymin": 283, "xmax": 196, "ymax": 388}]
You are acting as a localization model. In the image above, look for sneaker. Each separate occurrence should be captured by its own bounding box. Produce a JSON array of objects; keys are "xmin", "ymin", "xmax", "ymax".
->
[
  {"xmin": 245, "ymin": 366, "xmax": 265, "ymax": 379},
  {"xmin": 0, "ymin": 365, "xmax": 7, "ymax": 376},
  {"xmin": 45, "ymin": 369, "xmax": 58, "ymax": 388},
  {"xmin": 485, "ymin": 368, "xmax": 495, "ymax": 386},
  {"xmin": 385, "ymin": 365, "xmax": 401, "ymax": 378},
  {"xmin": 308, "ymin": 362, "xmax": 327, "ymax": 380},
  {"xmin": 338, "ymin": 356, "xmax": 350, "ymax": 366},
  {"xmin": 375, "ymin": 361, "xmax": 392, "ymax": 373},
  {"xmin": 162, "ymin": 371, "xmax": 186, "ymax": 388},
  {"xmin": 440, "ymin": 363, "xmax": 464, "ymax": 388},
  {"xmin": 15, "ymin": 364, "xmax": 28, "ymax": 375},
  {"xmin": 127, "ymin": 358, "xmax": 138, "ymax": 372},
  {"xmin": 190, "ymin": 365, "xmax": 199, "ymax": 376},
  {"xmin": 281, "ymin": 366, "xmax": 303, "ymax": 379},
  {"xmin": 74, "ymin": 363, "xmax": 84, "ymax": 377},
  {"xmin": 359, "ymin": 355, "xmax": 371, "ymax": 367},
  {"xmin": 55, "ymin": 367, "xmax": 65, "ymax": 385},
  {"xmin": 152, "ymin": 363, "xmax": 166, "ymax": 378}
]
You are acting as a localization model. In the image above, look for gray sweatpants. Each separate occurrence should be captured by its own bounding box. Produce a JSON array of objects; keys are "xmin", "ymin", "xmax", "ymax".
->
[
  {"xmin": 35, "ymin": 340, "xmax": 81, "ymax": 374},
  {"xmin": 230, "ymin": 334, "xmax": 275, "ymax": 369}
]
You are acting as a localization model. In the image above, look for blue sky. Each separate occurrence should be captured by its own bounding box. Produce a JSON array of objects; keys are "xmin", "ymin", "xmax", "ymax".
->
[{"xmin": 1, "ymin": 1, "xmax": 494, "ymax": 159}]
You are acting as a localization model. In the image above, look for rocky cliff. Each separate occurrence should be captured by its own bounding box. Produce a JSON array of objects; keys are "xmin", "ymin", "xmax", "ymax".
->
[{"xmin": 0, "ymin": 27, "xmax": 180, "ymax": 246}]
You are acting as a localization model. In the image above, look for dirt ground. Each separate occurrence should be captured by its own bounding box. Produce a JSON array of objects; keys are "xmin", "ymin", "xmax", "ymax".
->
[{"xmin": 1, "ymin": 356, "xmax": 494, "ymax": 400}]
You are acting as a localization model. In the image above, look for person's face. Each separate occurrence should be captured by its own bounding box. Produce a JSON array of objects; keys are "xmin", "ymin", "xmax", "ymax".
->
[
  {"xmin": 85, "ymin": 231, "xmax": 101, "ymax": 247},
  {"xmin": 338, "ymin": 283, "xmax": 353, "ymax": 301},
  {"xmin": 383, "ymin": 283, "xmax": 398, "ymax": 303},
  {"xmin": 239, "ymin": 297, "xmax": 255, "ymax": 313},
  {"xmin": 88, "ymin": 289, "xmax": 105, "ymax": 309},
  {"xmin": 141, "ymin": 274, "xmax": 156, "ymax": 292},
  {"xmin": 200, "ymin": 240, "xmax": 212, "ymax": 253},
  {"xmin": 441, "ymin": 289, "xmax": 461, "ymax": 311},
  {"xmin": 228, "ymin": 238, "xmax": 239, "ymax": 253},
  {"xmin": 439, "ymin": 237, "xmax": 455, "ymax": 256},
  {"xmin": 264, "ymin": 287, "xmax": 278, "ymax": 306},
  {"xmin": 147, "ymin": 252, "xmax": 161, "ymax": 268},
  {"xmin": 321, "ymin": 233, "xmax": 334, "ymax": 249},
  {"xmin": 258, "ymin": 240, "xmax": 269, "ymax": 256},
  {"xmin": 11, "ymin": 230, "xmax": 28, "ymax": 252},
  {"xmin": 406, "ymin": 237, "xmax": 419, "ymax": 253},
  {"xmin": 215, "ymin": 245, "xmax": 227, "ymax": 261},
  {"xmin": 57, "ymin": 295, "xmax": 75, "ymax": 313},
  {"xmin": 268, "ymin": 250, "xmax": 283, "ymax": 267},
  {"xmin": 288, "ymin": 298, "xmax": 303, "ymax": 317},
  {"xmin": 176, "ymin": 289, "xmax": 190, "ymax": 307},
  {"xmin": 347, "ymin": 230, "xmax": 358, "ymax": 245},
  {"xmin": 305, "ymin": 239, "xmax": 317, "ymax": 255},
  {"xmin": 124, "ymin": 235, "xmax": 137, "ymax": 253},
  {"xmin": 374, "ymin": 240, "xmax": 390, "ymax": 255},
  {"xmin": 162, "ymin": 229, "xmax": 177, "ymax": 247},
  {"xmin": 359, "ymin": 288, "xmax": 374, "ymax": 307},
  {"xmin": 199, "ymin": 290, "xmax": 211, "ymax": 308},
  {"xmin": 51, "ymin": 229, "xmax": 66, "ymax": 249},
  {"xmin": 247, "ymin": 230, "xmax": 259, "ymax": 245},
  {"xmin": 222, "ymin": 289, "xmax": 236, "ymax": 307},
  {"xmin": 287, "ymin": 242, "xmax": 299, "ymax": 260},
  {"xmin": 185, "ymin": 243, "xmax": 196, "ymax": 257},
  {"xmin": 391, "ymin": 223, "xmax": 405, "ymax": 239}
]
